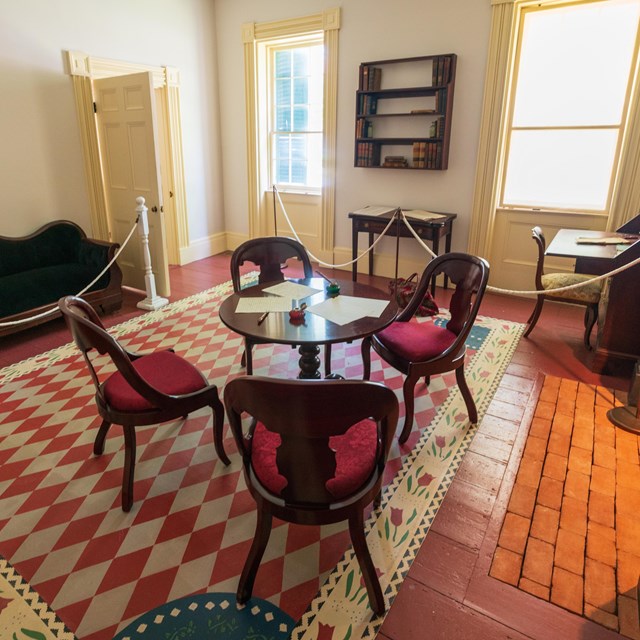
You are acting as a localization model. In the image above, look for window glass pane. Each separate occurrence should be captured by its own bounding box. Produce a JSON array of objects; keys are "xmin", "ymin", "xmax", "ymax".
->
[
  {"xmin": 275, "ymin": 78, "xmax": 291, "ymax": 107},
  {"xmin": 503, "ymin": 129, "xmax": 618, "ymax": 210},
  {"xmin": 293, "ymin": 48, "xmax": 308, "ymax": 76},
  {"xmin": 293, "ymin": 106, "xmax": 308, "ymax": 131},
  {"xmin": 274, "ymin": 50, "xmax": 291, "ymax": 78},
  {"xmin": 276, "ymin": 107, "xmax": 290, "ymax": 131},
  {"xmin": 293, "ymin": 78, "xmax": 308, "ymax": 106},
  {"xmin": 513, "ymin": 1, "xmax": 640, "ymax": 127},
  {"xmin": 275, "ymin": 134, "xmax": 291, "ymax": 183}
]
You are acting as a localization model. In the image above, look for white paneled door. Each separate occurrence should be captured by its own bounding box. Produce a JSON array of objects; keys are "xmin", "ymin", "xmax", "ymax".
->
[{"xmin": 94, "ymin": 72, "xmax": 169, "ymax": 295}]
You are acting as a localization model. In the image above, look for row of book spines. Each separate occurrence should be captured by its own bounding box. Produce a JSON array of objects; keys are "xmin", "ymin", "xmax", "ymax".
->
[
  {"xmin": 358, "ymin": 95, "xmax": 378, "ymax": 115},
  {"xmin": 429, "ymin": 117, "xmax": 445, "ymax": 139},
  {"xmin": 412, "ymin": 142, "xmax": 442, "ymax": 169},
  {"xmin": 355, "ymin": 118, "xmax": 373, "ymax": 138},
  {"xmin": 355, "ymin": 142, "xmax": 381, "ymax": 167},
  {"xmin": 361, "ymin": 65, "xmax": 382, "ymax": 91},
  {"xmin": 432, "ymin": 56, "xmax": 453, "ymax": 86}
]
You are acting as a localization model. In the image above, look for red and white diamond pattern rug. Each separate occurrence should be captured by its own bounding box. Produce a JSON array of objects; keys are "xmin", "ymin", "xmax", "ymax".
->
[{"xmin": 0, "ymin": 279, "xmax": 522, "ymax": 639}]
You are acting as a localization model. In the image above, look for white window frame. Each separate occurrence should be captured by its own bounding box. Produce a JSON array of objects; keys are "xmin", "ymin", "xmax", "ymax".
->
[
  {"xmin": 499, "ymin": 0, "xmax": 640, "ymax": 215},
  {"xmin": 468, "ymin": 0, "xmax": 640, "ymax": 258},
  {"xmin": 242, "ymin": 9, "xmax": 340, "ymax": 251}
]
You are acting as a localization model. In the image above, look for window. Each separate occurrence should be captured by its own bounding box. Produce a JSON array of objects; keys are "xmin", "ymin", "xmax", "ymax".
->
[
  {"xmin": 501, "ymin": 0, "xmax": 640, "ymax": 212},
  {"xmin": 269, "ymin": 40, "xmax": 324, "ymax": 191}
]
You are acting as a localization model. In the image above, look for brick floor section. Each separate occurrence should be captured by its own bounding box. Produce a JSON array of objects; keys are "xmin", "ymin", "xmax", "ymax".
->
[{"xmin": 490, "ymin": 375, "xmax": 640, "ymax": 639}]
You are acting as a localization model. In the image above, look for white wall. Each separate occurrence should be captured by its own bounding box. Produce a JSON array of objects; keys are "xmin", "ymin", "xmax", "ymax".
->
[
  {"xmin": 213, "ymin": 0, "xmax": 492, "ymax": 261},
  {"xmin": 0, "ymin": 0, "xmax": 223, "ymax": 245}
]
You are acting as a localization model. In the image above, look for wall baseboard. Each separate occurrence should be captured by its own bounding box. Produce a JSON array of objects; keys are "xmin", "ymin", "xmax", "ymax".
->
[{"xmin": 179, "ymin": 232, "xmax": 228, "ymax": 265}]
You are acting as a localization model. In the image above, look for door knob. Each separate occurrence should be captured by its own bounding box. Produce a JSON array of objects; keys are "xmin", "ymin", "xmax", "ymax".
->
[{"xmin": 151, "ymin": 206, "xmax": 158, "ymax": 212}]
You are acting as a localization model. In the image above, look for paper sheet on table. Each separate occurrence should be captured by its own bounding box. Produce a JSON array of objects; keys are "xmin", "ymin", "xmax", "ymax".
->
[
  {"xmin": 235, "ymin": 297, "xmax": 292, "ymax": 313},
  {"xmin": 402, "ymin": 209, "xmax": 446, "ymax": 221},
  {"xmin": 307, "ymin": 296, "xmax": 390, "ymax": 326},
  {"xmin": 351, "ymin": 204, "xmax": 398, "ymax": 216},
  {"xmin": 262, "ymin": 281, "xmax": 322, "ymax": 299},
  {"xmin": 576, "ymin": 236, "xmax": 634, "ymax": 245}
]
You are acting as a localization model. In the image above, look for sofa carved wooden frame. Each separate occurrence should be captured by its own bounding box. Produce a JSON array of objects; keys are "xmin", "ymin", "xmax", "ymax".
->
[{"xmin": 0, "ymin": 220, "xmax": 123, "ymax": 337}]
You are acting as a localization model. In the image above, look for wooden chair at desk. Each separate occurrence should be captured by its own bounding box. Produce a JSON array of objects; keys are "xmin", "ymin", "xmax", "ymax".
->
[
  {"xmin": 524, "ymin": 226, "xmax": 602, "ymax": 349},
  {"xmin": 230, "ymin": 236, "xmax": 332, "ymax": 376}
]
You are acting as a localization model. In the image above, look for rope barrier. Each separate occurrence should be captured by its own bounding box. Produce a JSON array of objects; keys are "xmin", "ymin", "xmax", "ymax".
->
[
  {"xmin": 272, "ymin": 185, "xmax": 640, "ymax": 298},
  {"xmin": 274, "ymin": 187, "xmax": 398, "ymax": 268},
  {"xmin": 0, "ymin": 218, "xmax": 139, "ymax": 328}
]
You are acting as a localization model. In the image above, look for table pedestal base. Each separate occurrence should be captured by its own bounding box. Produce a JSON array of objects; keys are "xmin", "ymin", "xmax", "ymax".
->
[{"xmin": 298, "ymin": 345, "xmax": 321, "ymax": 379}]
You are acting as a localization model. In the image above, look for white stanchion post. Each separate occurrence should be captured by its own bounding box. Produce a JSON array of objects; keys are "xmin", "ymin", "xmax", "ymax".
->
[{"xmin": 136, "ymin": 196, "xmax": 169, "ymax": 311}]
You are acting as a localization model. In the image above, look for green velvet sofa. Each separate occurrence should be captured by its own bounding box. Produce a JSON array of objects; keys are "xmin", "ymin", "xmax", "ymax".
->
[{"xmin": 0, "ymin": 220, "xmax": 123, "ymax": 337}]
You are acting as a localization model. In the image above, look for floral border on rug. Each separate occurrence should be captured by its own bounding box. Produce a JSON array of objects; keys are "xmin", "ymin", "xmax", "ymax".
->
[
  {"xmin": 292, "ymin": 316, "xmax": 524, "ymax": 640},
  {"xmin": 0, "ymin": 555, "xmax": 76, "ymax": 640}
]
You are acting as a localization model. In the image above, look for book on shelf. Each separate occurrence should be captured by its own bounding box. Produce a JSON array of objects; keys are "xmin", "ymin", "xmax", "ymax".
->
[
  {"xmin": 383, "ymin": 155, "xmax": 408, "ymax": 168},
  {"xmin": 412, "ymin": 142, "xmax": 426, "ymax": 168},
  {"xmin": 361, "ymin": 65, "xmax": 382, "ymax": 91}
]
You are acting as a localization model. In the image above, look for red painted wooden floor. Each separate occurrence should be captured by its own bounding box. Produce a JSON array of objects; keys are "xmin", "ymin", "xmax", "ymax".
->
[{"xmin": 0, "ymin": 253, "xmax": 631, "ymax": 639}]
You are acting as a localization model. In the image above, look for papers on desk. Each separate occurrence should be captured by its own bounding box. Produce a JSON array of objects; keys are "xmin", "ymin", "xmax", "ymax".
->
[
  {"xmin": 576, "ymin": 236, "xmax": 636, "ymax": 245},
  {"xmin": 351, "ymin": 204, "xmax": 446, "ymax": 222},
  {"xmin": 262, "ymin": 281, "xmax": 321, "ymax": 299},
  {"xmin": 402, "ymin": 209, "xmax": 446, "ymax": 221},
  {"xmin": 307, "ymin": 296, "xmax": 390, "ymax": 326},
  {"xmin": 235, "ymin": 297, "xmax": 292, "ymax": 313},
  {"xmin": 236, "ymin": 281, "xmax": 322, "ymax": 313},
  {"xmin": 351, "ymin": 204, "xmax": 398, "ymax": 216}
]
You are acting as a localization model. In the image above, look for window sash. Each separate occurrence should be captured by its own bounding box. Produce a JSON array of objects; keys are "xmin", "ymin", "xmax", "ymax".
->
[{"xmin": 268, "ymin": 39, "xmax": 323, "ymax": 191}]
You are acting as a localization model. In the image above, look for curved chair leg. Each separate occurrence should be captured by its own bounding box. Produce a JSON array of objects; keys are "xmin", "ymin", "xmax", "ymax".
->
[
  {"xmin": 324, "ymin": 343, "xmax": 332, "ymax": 377},
  {"xmin": 240, "ymin": 350, "xmax": 247, "ymax": 368},
  {"xmin": 94, "ymin": 420, "xmax": 111, "ymax": 455},
  {"xmin": 456, "ymin": 365, "xmax": 478, "ymax": 423},
  {"xmin": 361, "ymin": 338, "xmax": 372, "ymax": 381},
  {"xmin": 237, "ymin": 509, "xmax": 273, "ymax": 604},
  {"xmin": 349, "ymin": 510, "xmax": 384, "ymax": 616},
  {"xmin": 583, "ymin": 303, "xmax": 598, "ymax": 350},
  {"xmin": 122, "ymin": 425, "xmax": 136, "ymax": 512},
  {"xmin": 523, "ymin": 295, "xmax": 545, "ymax": 338},
  {"xmin": 399, "ymin": 375, "xmax": 418, "ymax": 445},
  {"xmin": 211, "ymin": 399, "xmax": 231, "ymax": 466}
]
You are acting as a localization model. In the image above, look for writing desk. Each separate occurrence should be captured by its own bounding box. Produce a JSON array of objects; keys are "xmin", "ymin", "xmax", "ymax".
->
[
  {"xmin": 546, "ymin": 228, "xmax": 640, "ymax": 373},
  {"xmin": 348, "ymin": 209, "xmax": 457, "ymax": 294},
  {"xmin": 219, "ymin": 278, "xmax": 397, "ymax": 379}
]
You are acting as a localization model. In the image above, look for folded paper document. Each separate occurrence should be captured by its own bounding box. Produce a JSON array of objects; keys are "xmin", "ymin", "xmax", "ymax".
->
[{"xmin": 576, "ymin": 236, "xmax": 636, "ymax": 245}]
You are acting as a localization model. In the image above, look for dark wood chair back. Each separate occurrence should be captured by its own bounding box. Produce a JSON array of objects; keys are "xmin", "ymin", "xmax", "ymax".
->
[
  {"xmin": 363, "ymin": 252, "xmax": 489, "ymax": 444},
  {"xmin": 395, "ymin": 252, "xmax": 489, "ymax": 355},
  {"xmin": 531, "ymin": 226, "xmax": 547, "ymax": 291},
  {"xmin": 230, "ymin": 236, "xmax": 313, "ymax": 292},
  {"xmin": 224, "ymin": 376, "xmax": 399, "ymax": 613},
  {"xmin": 58, "ymin": 295, "xmax": 229, "ymax": 511}
]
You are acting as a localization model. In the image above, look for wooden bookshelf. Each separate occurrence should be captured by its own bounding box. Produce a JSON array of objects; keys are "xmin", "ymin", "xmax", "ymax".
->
[{"xmin": 354, "ymin": 54, "xmax": 456, "ymax": 170}]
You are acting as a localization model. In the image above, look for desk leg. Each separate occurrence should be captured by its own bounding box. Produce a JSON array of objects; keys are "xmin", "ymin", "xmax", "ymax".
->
[
  {"xmin": 352, "ymin": 226, "xmax": 358, "ymax": 282},
  {"xmin": 298, "ymin": 344, "xmax": 321, "ymax": 379},
  {"xmin": 368, "ymin": 233, "xmax": 374, "ymax": 276},
  {"xmin": 444, "ymin": 227, "xmax": 452, "ymax": 290},
  {"xmin": 431, "ymin": 234, "xmax": 440, "ymax": 295}
]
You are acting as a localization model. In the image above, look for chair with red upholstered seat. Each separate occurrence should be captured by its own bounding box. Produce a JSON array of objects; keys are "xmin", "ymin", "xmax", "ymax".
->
[
  {"xmin": 230, "ymin": 236, "xmax": 332, "ymax": 376},
  {"xmin": 58, "ymin": 295, "xmax": 230, "ymax": 512},
  {"xmin": 224, "ymin": 376, "xmax": 399, "ymax": 615},
  {"xmin": 362, "ymin": 252, "xmax": 489, "ymax": 444}
]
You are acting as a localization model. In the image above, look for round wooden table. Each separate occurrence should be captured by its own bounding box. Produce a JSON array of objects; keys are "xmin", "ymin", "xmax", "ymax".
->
[{"xmin": 219, "ymin": 277, "xmax": 397, "ymax": 379}]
